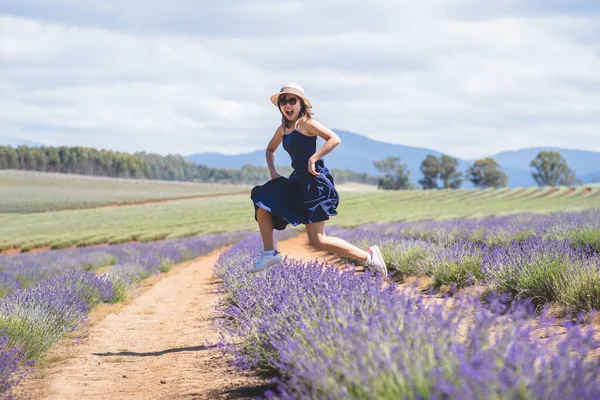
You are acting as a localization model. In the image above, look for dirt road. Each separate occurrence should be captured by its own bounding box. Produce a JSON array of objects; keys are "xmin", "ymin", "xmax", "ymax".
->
[{"xmin": 15, "ymin": 234, "xmax": 329, "ymax": 400}]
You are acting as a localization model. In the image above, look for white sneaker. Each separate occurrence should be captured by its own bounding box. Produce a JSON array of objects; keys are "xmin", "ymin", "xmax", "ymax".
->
[
  {"xmin": 366, "ymin": 245, "xmax": 388, "ymax": 278},
  {"xmin": 248, "ymin": 250, "xmax": 283, "ymax": 273}
]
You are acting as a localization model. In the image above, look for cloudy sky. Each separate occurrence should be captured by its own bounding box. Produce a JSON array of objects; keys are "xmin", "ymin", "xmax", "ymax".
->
[{"xmin": 1, "ymin": 1, "xmax": 599, "ymax": 159}]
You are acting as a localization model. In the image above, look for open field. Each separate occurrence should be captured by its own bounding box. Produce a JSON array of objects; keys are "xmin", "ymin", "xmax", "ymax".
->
[
  {"xmin": 0, "ymin": 170, "xmax": 251, "ymax": 213},
  {"xmin": 2, "ymin": 184, "xmax": 599, "ymax": 253},
  {"xmin": 333, "ymin": 182, "xmax": 380, "ymax": 192},
  {"xmin": 2, "ymin": 180, "xmax": 599, "ymax": 398}
]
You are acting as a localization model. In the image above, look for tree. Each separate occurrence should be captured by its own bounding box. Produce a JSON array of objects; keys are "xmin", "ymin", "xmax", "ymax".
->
[
  {"xmin": 439, "ymin": 155, "xmax": 463, "ymax": 189},
  {"xmin": 418, "ymin": 155, "xmax": 440, "ymax": 189},
  {"xmin": 46, "ymin": 147, "xmax": 61, "ymax": 172},
  {"xmin": 530, "ymin": 151, "xmax": 579, "ymax": 187},
  {"xmin": 0, "ymin": 146, "xmax": 18, "ymax": 169},
  {"xmin": 373, "ymin": 156, "xmax": 411, "ymax": 190},
  {"xmin": 418, "ymin": 154, "xmax": 463, "ymax": 189},
  {"xmin": 466, "ymin": 158, "xmax": 508, "ymax": 189}
]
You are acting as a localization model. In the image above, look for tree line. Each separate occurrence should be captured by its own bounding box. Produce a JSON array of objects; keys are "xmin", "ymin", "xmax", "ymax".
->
[
  {"xmin": 374, "ymin": 151, "xmax": 581, "ymax": 190},
  {"xmin": 0, "ymin": 145, "xmax": 584, "ymax": 189},
  {"xmin": 0, "ymin": 146, "xmax": 151, "ymax": 178},
  {"xmin": 0, "ymin": 145, "xmax": 378, "ymax": 185}
]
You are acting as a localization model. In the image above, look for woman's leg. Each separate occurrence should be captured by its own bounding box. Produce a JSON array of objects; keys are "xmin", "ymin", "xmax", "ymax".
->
[
  {"xmin": 249, "ymin": 207, "xmax": 283, "ymax": 273},
  {"xmin": 256, "ymin": 207, "xmax": 275, "ymax": 251},
  {"xmin": 305, "ymin": 221, "xmax": 368, "ymax": 262}
]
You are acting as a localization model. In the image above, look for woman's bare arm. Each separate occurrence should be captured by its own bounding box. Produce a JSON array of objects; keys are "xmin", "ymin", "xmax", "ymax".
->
[
  {"xmin": 306, "ymin": 119, "xmax": 341, "ymax": 175},
  {"xmin": 266, "ymin": 125, "xmax": 284, "ymax": 179}
]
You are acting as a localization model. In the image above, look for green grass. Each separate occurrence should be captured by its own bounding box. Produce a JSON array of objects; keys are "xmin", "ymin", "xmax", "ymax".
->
[
  {"xmin": 556, "ymin": 267, "xmax": 600, "ymax": 311},
  {"xmin": 0, "ymin": 170, "xmax": 251, "ymax": 213},
  {"xmin": 430, "ymin": 256, "xmax": 486, "ymax": 289},
  {"xmin": 567, "ymin": 228, "xmax": 600, "ymax": 252},
  {"xmin": 334, "ymin": 186, "xmax": 599, "ymax": 226},
  {"xmin": 1, "ymin": 185, "xmax": 598, "ymax": 252}
]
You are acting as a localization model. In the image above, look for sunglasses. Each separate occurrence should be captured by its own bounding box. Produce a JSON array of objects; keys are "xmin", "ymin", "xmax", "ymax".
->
[{"xmin": 278, "ymin": 96, "xmax": 298, "ymax": 106}]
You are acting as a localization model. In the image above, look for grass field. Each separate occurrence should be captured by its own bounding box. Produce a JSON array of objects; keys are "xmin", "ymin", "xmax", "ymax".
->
[
  {"xmin": 0, "ymin": 170, "xmax": 251, "ymax": 213},
  {"xmin": 2, "ymin": 173, "xmax": 600, "ymax": 399},
  {"xmin": 1, "ymin": 179, "xmax": 599, "ymax": 252}
]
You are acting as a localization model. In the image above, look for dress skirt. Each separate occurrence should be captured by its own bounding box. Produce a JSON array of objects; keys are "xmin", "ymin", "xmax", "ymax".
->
[{"xmin": 251, "ymin": 167, "xmax": 339, "ymax": 230}]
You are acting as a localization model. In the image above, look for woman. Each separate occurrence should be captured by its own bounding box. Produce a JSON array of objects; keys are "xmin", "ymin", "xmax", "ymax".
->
[{"xmin": 249, "ymin": 83, "xmax": 387, "ymax": 277}]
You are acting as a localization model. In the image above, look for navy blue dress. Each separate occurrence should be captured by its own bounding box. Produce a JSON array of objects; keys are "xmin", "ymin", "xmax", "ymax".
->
[{"xmin": 251, "ymin": 129, "xmax": 339, "ymax": 230}]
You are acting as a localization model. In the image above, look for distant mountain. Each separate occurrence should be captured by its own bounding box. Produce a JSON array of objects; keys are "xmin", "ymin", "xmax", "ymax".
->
[
  {"xmin": 0, "ymin": 136, "xmax": 45, "ymax": 147},
  {"xmin": 187, "ymin": 151, "xmax": 265, "ymax": 170},
  {"xmin": 582, "ymin": 170, "xmax": 600, "ymax": 183},
  {"xmin": 184, "ymin": 130, "xmax": 600, "ymax": 188},
  {"xmin": 312, "ymin": 130, "xmax": 452, "ymax": 176},
  {"xmin": 187, "ymin": 130, "xmax": 459, "ymax": 181},
  {"xmin": 490, "ymin": 148, "xmax": 599, "ymax": 176}
]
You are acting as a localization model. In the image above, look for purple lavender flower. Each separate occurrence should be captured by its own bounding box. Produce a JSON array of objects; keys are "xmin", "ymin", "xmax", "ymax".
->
[
  {"xmin": 0, "ymin": 332, "xmax": 26, "ymax": 399},
  {"xmin": 215, "ymin": 233, "xmax": 600, "ymax": 399}
]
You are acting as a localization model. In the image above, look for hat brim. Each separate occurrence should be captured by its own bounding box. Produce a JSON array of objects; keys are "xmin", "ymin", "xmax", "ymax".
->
[{"xmin": 270, "ymin": 88, "xmax": 312, "ymax": 109}]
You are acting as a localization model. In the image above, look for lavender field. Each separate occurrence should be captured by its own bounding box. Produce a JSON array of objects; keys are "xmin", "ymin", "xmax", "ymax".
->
[
  {"xmin": 329, "ymin": 208, "xmax": 600, "ymax": 311},
  {"xmin": 2, "ymin": 205, "xmax": 599, "ymax": 398},
  {"xmin": 215, "ymin": 209, "xmax": 600, "ymax": 399},
  {"xmin": 0, "ymin": 233, "xmax": 242, "ymax": 398}
]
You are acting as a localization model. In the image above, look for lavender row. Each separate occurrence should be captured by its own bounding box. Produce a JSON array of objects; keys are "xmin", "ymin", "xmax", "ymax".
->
[
  {"xmin": 331, "ymin": 226, "xmax": 600, "ymax": 312},
  {"xmin": 0, "ymin": 232, "xmax": 243, "ymax": 398},
  {"xmin": 215, "ymin": 234, "xmax": 600, "ymax": 399},
  {"xmin": 0, "ymin": 232, "xmax": 250, "ymax": 298},
  {"xmin": 0, "ymin": 333, "xmax": 26, "ymax": 400},
  {"xmin": 0, "ymin": 249, "xmax": 119, "ymax": 297},
  {"xmin": 349, "ymin": 208, "xmax": 600, "ymax": 250}
]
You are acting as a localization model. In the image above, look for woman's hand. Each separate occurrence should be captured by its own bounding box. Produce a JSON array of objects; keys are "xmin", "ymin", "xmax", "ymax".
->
[{"xmin": 308, "ymin": 157, "xmax": 318, "ymax": 176}]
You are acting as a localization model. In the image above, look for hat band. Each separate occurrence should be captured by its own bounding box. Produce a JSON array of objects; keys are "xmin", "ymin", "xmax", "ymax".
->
[{"xmin": 280, "ymin": 87, "xmax": 306, "ymax": 100}]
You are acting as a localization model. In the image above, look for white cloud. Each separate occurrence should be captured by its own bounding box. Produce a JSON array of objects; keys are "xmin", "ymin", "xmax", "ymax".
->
[{"xmin": 0, "ymin": 1, "xmax": 599, "ymax": 159}]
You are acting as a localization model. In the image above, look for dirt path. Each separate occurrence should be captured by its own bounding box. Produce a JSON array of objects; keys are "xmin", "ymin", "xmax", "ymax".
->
[
  {"xmin": 15, "ymin": 246, "xmax": 278, "ymax": 400},
  {"xmin": 14, "ymin": 234, "xmax": 331, "ymax": 400}
]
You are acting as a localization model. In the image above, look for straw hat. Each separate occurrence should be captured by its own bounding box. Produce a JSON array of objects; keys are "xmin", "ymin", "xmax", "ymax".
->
[{"xmin": 270, "ymin": 82, "xmax": 312, "ymax": 109}]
